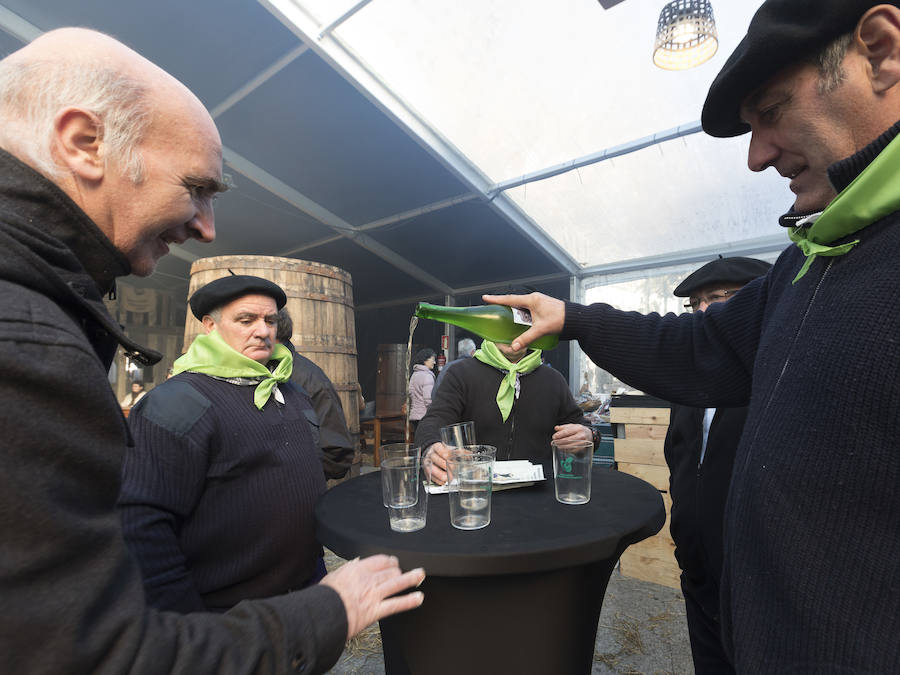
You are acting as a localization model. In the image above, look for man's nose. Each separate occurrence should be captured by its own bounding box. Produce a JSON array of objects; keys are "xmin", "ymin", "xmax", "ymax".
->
[
  {"xmin": 188, "ymin": 204, "xmax": 216, "ymax": 243},
  {"xmin": 747, "ymin": 130, "xmax": 778, "ymax": 173}
]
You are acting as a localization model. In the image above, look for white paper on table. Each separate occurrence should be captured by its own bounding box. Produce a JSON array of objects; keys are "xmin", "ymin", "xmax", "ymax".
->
[{"xmin": 425, "ymin": 460, "xmax": 545, "ymax": 494}]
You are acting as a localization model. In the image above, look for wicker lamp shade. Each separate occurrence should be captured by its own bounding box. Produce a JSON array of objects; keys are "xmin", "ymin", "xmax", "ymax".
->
[{"xmin": 653, "ymin": 0, "xmax": 718, "ymax": 71}]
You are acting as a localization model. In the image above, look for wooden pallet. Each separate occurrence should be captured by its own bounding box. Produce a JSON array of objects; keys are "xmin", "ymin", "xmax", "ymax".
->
[{"xmin": 611, "ymin": 406, "xmax": 680, "ymax": 590}]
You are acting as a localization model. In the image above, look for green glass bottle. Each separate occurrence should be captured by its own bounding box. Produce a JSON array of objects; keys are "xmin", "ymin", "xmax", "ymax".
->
[{"xmin": 414, "ymin": 302, "xmax": 559, "ymax": 350}]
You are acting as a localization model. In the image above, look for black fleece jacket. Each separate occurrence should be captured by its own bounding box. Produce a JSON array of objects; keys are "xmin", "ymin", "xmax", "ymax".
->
[{"xmin": 0, "ymin": 148, "xmax": 346, "ymax": 674}]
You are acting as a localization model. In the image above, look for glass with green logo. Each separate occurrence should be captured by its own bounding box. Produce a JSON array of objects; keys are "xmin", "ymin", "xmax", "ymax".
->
[{"xmin": 551, "ymin": 439, "xmax": 593, "ymax": 504}]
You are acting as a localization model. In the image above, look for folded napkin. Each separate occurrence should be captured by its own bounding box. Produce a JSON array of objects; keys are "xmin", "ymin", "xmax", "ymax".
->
[{"xmin": 426, "ymin": 460, "xmax": 545, "ymax": 494}]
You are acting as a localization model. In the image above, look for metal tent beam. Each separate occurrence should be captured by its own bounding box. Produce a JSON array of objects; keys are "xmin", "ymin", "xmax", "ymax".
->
[
  {"xmin": 317, "ymin": 0, "xmax": 378, "ymax": 39},
  {"xmin": 0, "ymin": 3, "xmax": 39, "ymax": 42},
  {"xmin": 224, "ymin": 146, "xmax": 455, "ymax": 295},
  {"xmin": 487, "ymin": 122, "xmax": 703, "ymax": 198}
]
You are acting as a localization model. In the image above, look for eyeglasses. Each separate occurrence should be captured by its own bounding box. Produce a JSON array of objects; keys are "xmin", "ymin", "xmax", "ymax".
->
[{"xmin": 684, "ymin": 289, "xmax": 736, "ymax": 311}]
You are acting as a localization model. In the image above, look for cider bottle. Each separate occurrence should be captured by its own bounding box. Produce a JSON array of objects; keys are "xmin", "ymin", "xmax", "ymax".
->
[{"xmin": 414, "ymin": 302, "xmax": 559, "ymax": 350}]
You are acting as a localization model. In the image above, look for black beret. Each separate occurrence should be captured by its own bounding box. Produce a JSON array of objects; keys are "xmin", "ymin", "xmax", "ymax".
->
[
  {"xmin": 673, "ymin": 257, "xmax": 773, "ymax": 297},
  {"xmin": 189, "ymin": 275, "xmax": 287, "ymax": 319},
  {"xmin": 702, "ymin": 0, "xmax": 897, "ymax": 138}
]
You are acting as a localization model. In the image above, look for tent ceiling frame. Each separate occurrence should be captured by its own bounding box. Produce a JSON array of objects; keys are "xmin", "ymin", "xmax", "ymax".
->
[
  {"xmin": 260, "ymin": 0, "xmax": 581, "ymax": 275},
  {"xmin": 487, "ymin": 122, "xmax": 704, "ymax": 198},
  {"xmin": 223, "ymin": 146, "xmax": 455, "ymax": 295},
  {"xmin": 316, "ymin": 0, "xmax": 378, "ymax": 40}
]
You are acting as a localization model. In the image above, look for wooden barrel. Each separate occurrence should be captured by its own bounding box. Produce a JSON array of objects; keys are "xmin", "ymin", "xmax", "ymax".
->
[
  {"xmin": 376, "ymin": 344, "xmax": 408, "ymax": 417},
  {"xmin": 183, "ymin": 256, "xmax": 360, "ymax": 454}
]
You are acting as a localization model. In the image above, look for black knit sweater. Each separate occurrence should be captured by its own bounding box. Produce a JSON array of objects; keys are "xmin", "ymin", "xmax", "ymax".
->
[
  {"xmin": 415, "ymin": 356, "xmax": 585, "ymax": 462},
  {"xmin": 120, "ymin": 372, "xmax": 327, "ymax": 612},
  {"xmin": 561, "ymin": 133, "xmax": 900, "ymax": 673}
]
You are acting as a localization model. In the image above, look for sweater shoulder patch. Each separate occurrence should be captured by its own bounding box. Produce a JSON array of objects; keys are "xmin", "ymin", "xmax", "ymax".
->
[{"xmin": 139, "ymin": 381, "xmax": 211, "ymax": 436}]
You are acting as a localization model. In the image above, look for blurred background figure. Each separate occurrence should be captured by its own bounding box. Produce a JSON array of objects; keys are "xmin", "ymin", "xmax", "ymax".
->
[
  {"xmin": 277, "ymin": 308, "xmax": 355, "ymax": 479},
  {"xmin": 119, "ymin": 380, "xmax": 146, "ymax": 408},
  {"xmin": 408, "ymin": 348, "xmax": 436, "ymax": 433},
  {"xmin": 433, "ymin": 337, "xmax": 475, "ymax": 397}
]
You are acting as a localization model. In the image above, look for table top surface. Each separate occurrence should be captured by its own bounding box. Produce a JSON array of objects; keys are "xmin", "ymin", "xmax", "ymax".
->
[{"xmin": 315, "ymin": 466, "xmax": 665, "ymax": 576}]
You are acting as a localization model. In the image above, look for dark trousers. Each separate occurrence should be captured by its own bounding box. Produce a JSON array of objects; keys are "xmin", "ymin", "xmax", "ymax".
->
[{"xmin": 682, "ymin": 577, "xmax": 734, "ymax": 675}]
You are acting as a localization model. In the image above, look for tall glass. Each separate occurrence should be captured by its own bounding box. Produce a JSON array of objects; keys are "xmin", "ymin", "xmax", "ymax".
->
[
  {"xmin": 440, "ymin": 421, "xmax": 476, "ymax": 448},
  {"xmin": 380, "ymin": 444, "xmax": 420, "ymax": 508},
  {"xmin": 447, "ymin": 445, "xmax": 496, "ymax": 530},
  {"xmin": 552, "ymin": 439, "xmax": 593, "ymax": 504}
]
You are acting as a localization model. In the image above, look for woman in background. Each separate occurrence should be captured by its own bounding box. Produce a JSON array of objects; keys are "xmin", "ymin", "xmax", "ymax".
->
[
  {"xmin": 120, "ymin": 380, "xmax": 146, "ymax": 408},
  {"xmin": 407, "ymin": 348, "xmax": 436, "ymax": 433}
]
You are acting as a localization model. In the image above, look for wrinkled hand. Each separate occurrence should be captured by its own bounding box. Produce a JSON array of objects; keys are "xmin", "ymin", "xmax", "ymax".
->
[
  {"xmin": 320, "ymin": 555, "xmax": 425, "ymax": 640},
  {"xmin": 481, "ymin": 292, "xmax": 565, "ymax": 351},
  {"xmin": 552, "ymin": 423, "xmax": 593, "ymax": 448},
  {"xmin": 424, "ymin": 442, "xmax": 452, "ymax": 485}
]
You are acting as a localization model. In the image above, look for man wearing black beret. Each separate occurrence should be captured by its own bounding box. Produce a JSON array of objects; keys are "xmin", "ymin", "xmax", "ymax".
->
[
  {"xmin": 120, "ymin": 276, "xmax": 346, "ymax": 613},
  {"xmin": 665, "ymin": 257, "xmax": 771, "ymax": 675},
  {"xmin": 487, "ymin": 2, "xmax": 900, "ymax": 671}
]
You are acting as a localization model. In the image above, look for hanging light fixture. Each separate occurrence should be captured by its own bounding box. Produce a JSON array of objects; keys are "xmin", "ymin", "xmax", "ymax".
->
[{"xmin": 652, "ymin": 0, "xmax": 718, "ymax": 71}]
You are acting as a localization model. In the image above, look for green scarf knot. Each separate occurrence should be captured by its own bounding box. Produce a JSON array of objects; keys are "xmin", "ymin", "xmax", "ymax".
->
[
  {"xmin": 789, "ymin": 130, "xmax": 900, "ymax": 282},
  {"xmin": 173, "ymin": 330, "xmax": 293, "ymax": 410},
  {"xmin": 474, "ymin": 340, "xmax": 542, "ymax": 422}
]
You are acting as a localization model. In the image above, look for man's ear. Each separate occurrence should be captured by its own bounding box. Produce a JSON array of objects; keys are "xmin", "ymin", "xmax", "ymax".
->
[
  {"xmin": 857, "ymin": 6, "xmax": 900, "ymax": 94},
  {"xmin": 201, "ymin": 315, "xmax": 216, "ymax": 334},
  {"xmin": 52, "ymin": 107, "xmax": 105, "ymax": 182}
]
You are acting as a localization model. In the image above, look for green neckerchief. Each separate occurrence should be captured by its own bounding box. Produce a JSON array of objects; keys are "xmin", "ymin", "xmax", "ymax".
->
[
  {"xmin": 474, "ymin": 340, "xmax": 542, "ymax": 423},
  {"xmin": 173, "ymin": 330, "xmax": 293, "ymax": 410},
  {"xmin": 788, "ymin": 131, "xmax": 900, "ymax": 282}
]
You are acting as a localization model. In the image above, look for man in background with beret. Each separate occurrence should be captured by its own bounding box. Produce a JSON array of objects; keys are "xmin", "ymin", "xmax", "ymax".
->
[
  {"xmin": 486, "ymin": 2, "xmax": 900, "ymax": 671},
  {"xmin": 120, "ymin": 275, "xmax": 331, "ymax": 613},
  {"xmin": 665, "ymin": 256, "xmax": 771, "ymax": 675}
]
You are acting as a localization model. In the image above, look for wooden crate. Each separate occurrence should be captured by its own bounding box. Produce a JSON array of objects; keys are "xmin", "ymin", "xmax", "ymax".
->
[{"xmin": 611, "ymin": 404, "xmax": 680, "ymax": 590}]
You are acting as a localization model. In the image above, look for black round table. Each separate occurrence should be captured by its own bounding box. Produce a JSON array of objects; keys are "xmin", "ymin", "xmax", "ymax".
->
[{"xmin": 316, "ymin": 466, "xmax": 664, "ymax": 675}]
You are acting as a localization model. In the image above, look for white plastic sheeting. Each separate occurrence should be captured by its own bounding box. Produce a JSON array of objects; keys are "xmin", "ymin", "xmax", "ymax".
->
[{"xmin": 269, "ymin": 0, "xmax": 792, "ymax": 269}]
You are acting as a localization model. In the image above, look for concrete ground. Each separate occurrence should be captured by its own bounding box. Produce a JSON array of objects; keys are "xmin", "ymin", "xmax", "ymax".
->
[{"xmin": 323, "ymin": 553, "xmax": 694, "ymax": 675}]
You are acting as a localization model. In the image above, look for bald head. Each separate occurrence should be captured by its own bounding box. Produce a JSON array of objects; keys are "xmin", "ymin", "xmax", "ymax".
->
[
  {"xmin": 0, "ymin": 28, "xmax": 213, "ymax": 179},
  {"xmin": 0, "ymin": 27, "xmax": 225, "ymax": 276}
]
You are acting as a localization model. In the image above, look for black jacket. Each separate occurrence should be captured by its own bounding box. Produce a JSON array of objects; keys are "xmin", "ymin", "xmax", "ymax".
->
[
  {"xmin": 0, "ymin": 148, "xmax": 346, "ymax": 674},
  {"xmin": 664, "ymin": 404, "xmax": 746, "ymax": 620},
  {"xmin": 285, "ymin": 340, "xmax": 355, "ymax": 479},
  {"xmin": 415, "ymin": 355, "xmax": 585, "ymax": 462}
]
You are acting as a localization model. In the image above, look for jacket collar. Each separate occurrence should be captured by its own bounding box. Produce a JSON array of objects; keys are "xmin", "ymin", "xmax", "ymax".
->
[{"xmin": 0, "ymin": 147, "xmax": 160, "ymax": 365}]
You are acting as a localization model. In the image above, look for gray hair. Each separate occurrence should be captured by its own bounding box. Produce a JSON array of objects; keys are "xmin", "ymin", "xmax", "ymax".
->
[
  {"xmin": 0, "ymin": 58, "xmax": 150, "ymax": 182},
  {"xmin": 814, "ymin": 32, "xmax": 854, "ymax": 95},
  {"xmin": 458, "ymin": 338, "xmax": 476, "ymax": 357}
]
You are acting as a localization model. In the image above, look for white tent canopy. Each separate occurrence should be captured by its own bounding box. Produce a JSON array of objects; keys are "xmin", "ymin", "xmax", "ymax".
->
[{"xmin": 266, "ymin": 0, "xmax": 789, "ymax": 272}]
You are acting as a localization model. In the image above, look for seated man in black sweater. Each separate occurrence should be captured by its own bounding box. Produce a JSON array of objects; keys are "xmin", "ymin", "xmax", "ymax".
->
[
  {"xmin": 120, "ymin": 275, "xmax": 331, "ymax": 612},
  {"xmin": 415, "ymin": 339, "xmax": 592, "ymax": 484}
]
